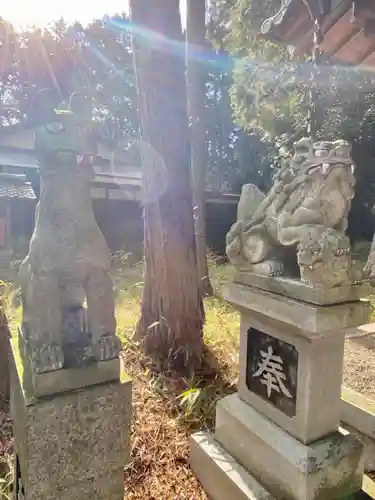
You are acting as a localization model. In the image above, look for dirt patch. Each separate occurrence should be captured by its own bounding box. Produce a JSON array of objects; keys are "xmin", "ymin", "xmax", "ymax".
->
[{"xmin": 344, "ymin": 339, "xmax": 375, "ymax": 400}]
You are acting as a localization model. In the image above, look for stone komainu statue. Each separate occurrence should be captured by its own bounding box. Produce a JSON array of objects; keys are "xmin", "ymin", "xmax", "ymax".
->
[
  {"xmin": 226, "ymin": 138, "xmax": 363, "ymax": 288},
  {"xmin": 19, "ymin": 89, "xmax": 120, "ymax": 374}
]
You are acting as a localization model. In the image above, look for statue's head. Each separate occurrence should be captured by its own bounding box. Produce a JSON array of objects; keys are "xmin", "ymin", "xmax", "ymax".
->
[
  {"xmin": 288, "ymin": 138, "xmax": 314, "ymax": 173},
  {"xmin": 31, "ymin": 89, "xmax": 98, "ymax": 171}
]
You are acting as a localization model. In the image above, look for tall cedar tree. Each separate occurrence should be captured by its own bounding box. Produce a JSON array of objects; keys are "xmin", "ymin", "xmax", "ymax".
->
[
  {"xmin": 130, "ymin": 0, "xmax": 205, "ymax": 371},
  {"xmin": 186, "ymin": 0, "xmax": 213, "ymax": 297}
]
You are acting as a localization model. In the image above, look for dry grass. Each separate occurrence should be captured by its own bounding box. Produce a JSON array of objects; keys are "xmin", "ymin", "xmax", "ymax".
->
[
  {"xmin": 0, "ymin": 412, "xmax": 13, "ymax": 500},
  {"xmin": 115, "ymin": 262, "xmax": 239, "ymax": 498},
  {"xmin": 122, "ymin": 341, "xmax": 236, "ymax": 499}
]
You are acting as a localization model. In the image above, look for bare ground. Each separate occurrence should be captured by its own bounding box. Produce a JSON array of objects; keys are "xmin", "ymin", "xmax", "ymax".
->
[{"xmin": 344, "ymin": 338, "xmax": 375, "ymax": 400}]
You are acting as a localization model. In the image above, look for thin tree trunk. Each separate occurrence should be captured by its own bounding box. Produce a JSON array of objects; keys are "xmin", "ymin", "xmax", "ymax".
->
[
  {"xmin": 130, "ymin": 0, "xmax": 204, "ymax": 372},
  {"xmin": 186, "ymin": 0, "xmax": 213, "ymax": 298}
]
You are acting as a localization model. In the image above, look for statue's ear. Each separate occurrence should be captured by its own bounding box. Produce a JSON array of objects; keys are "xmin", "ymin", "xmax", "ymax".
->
[
  {"xmin": 56, "ymin": 101, "xmax": 68, "ymax": 111},
  {"xmin": 69, "ymin": 92, "xmax": 92, "ymax": 121},
  {"xmin": 29, "ymin": 88, "xmax": 57, "ymax": 126}
]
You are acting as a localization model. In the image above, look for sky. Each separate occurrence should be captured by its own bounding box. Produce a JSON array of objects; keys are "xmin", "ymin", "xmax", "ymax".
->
[{"xmin": 2, "ymin": 0, "xmax": 187, "ymax": 29}]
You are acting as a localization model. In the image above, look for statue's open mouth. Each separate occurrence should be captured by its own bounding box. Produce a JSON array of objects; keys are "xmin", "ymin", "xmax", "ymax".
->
[
  {"xmin": 55, "ymin": 150, "xmax": 94, "ymax": 167},
  {"xmin": 76, "ymin": 154, "xmax": 94, "ymax": 167}
]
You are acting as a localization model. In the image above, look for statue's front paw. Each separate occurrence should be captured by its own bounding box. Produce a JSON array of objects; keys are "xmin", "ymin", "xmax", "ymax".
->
[
  {"xmin": 226, "ymin": 238, "xmax": 243, "ymax": 264},
  {"xmin": 269, "ymin": 261, "xmax": 284, "ymax": 277},
  {"xmin": 87, "ymin": 334, "xmax": 122, "ymax": 361},
  {"xmin": 252, "ymin": 260, "xmax": 284, "ymax": 277},
  {"xmin": 31, "ymin": 343, "xmax": 64, "ymax": 373}
]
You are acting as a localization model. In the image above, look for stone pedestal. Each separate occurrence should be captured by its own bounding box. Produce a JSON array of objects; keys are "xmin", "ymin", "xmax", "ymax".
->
[
  {"xmin": 10, "ymin": 339, "xmax": 132, "ymax": 500},
  {"xmin": 190, "ymin": 277, "xmax": 371, "ymax": 500}
]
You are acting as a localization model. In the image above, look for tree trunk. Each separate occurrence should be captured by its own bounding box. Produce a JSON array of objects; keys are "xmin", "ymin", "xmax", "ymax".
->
[
  {"xmin": 186, "ymin": 0, "xmax": 213, "ymax": 297},
  {"xmin": 0, "ymin": 301, "xmax": 10, "ymax": 411},
  {"xmin": 130, "ymin": 0, "xmax": 204, "ymax": 372}
]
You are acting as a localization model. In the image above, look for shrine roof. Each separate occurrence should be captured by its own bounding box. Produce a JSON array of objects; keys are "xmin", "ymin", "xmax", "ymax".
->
[
  {"xmin": 0, "ymin": 173, "xmax": 36, "ymax": 200},
  {"xmin": 261, "ymin": 0, "xmax": 375, "ymax": 68}
]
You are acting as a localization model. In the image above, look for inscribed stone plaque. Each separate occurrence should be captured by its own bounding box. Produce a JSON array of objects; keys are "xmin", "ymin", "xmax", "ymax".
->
[{"xmin": 246, "ymin": 327, "xmax": 298, "ymax": 417}]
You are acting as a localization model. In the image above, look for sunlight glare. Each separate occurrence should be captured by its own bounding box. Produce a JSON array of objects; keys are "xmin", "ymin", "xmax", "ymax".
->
[{"xmin": 2, "ymin": 0, "xmax": 186, "ymax": 29}]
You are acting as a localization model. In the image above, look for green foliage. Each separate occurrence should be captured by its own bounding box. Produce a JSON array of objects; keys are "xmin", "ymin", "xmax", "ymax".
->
[
  {"xmin": 204, "ymin": 40, "xmax": 278, "ymax": 192},
  {"xmin": 212, "ymin": 0, "xmax": 375, "ymax": 238},
  {"xmin": 219, "ymin": 0, "xmax": 375, "ymax": 142},
  {"xmin": 0, "ymin": 16, "xmax": 137, "ymax": 145}
]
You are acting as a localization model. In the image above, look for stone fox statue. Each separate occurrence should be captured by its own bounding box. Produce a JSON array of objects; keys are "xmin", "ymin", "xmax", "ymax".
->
[{"xmin": 19, "ymin": 90, "xmax": 120, "ymax": 374}]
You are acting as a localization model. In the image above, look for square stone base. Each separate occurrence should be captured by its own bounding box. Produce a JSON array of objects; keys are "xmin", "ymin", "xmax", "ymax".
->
[
  {"xmin": 190, "ymin": 431, "xmax": 373, "ymax": 500},
  {"xmin": 212, "ymin": 393, "xmax": 365, "ymax": 500},
  {"xmin": 13, "ymin": 332, "xmax": 121, "ymax": 403},
  {"xmin": 224, "ymin": 283, "xmax": 371, "ymax": 335},
  {"xmin": 10, "ymin": 352, "xmax": 132, "ymax": 500},
  {"xmin": 190, "ymin": 432, "xmax": 275, "ymax": 500},
  {"xmin": 226, "ymin": 282, "xmax": 371, "ymax": 444},
  {"xmin": 233, "ymin": 272, "xmax": 370, "ymax": 306}
]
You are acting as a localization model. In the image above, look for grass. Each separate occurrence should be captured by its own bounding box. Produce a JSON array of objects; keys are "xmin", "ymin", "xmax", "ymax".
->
[
  {"xmin": 115, "ymin": 261, "xmax": 240, "ymax": 498},
  {"xmin": 0, "ymin": 281, "xmax": 14, "ymax": 500},
  {"xmin": 0, "ymin": 261, "xmax": 241, "ymax": 499},
  {"xmin": 0, "ymin": 414, "xmax": 13, "ymax": 500}
]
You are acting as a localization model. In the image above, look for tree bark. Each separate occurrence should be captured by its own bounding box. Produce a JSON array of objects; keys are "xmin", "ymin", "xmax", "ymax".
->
[
  {"xmin": 130, "ymin": 0, "xmax": 204, "ymax": 372},
  {"xmin": 0, "ymin": 301, "xmax": 10, "ymax": 412},
  {"xmin": 186, "ymin": 0, "xmax": 213, "ymax": 298}
]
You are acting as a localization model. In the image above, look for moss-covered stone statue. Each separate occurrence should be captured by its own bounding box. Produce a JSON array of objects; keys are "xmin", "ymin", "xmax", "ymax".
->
[
  {"xmin": 19, "ymin": 89, "xmax": 120, "ymax": 374},
  {"xmin": 226, "ymin": 138, "xmax": 363, "ymax": 288}
]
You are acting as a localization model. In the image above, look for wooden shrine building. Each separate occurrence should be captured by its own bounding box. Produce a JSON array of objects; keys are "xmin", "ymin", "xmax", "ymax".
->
[{"xmin": 261, "ymin": 0, "xmax": 375, "ymax": 67}]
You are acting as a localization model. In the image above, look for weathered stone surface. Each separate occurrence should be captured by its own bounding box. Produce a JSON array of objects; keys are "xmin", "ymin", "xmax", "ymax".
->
[
  {"xmin": 237, "ymin": 184, "xmax": 266, "ymax": 223},
  {"xmin": 215, "ymin": 393, "xmax": 365, "ymax": 500},
  {"xmin": 10, "ymin": 351, "xmax": 132, "ymax": 500},
  {"xmin": 228, "ymin": 283, "xmax": 371, "ymax": 443},
  {"xmin": 18, "ymin": 90, "xmax": 120, "ymax": 376},
  {"xmin": 190, "ymin": 431, "xmax": 275, "ymax": 500},
  {"xmin": 224, "ymin": 282, "xmax": 371, "ymax": 336},
  {"xmin": 341, "ymin": 386, "xmax": 375, "ymax": 439},
  {"xmin": 11, "ymin": 338, "xmax": 120, "ymax": 403},
  {"xmin": 234, "ymin": 271, "xmax": 370, "ymax": 305},
  {"xmin": 226, "ymin": 138, "xmax": 360, "ymax": 288},
  {"xmin": 341, "ymin": 386, "xmax": 375, "ymax": 473},
  {"xmin": 238, "ymin": 309, "xmax": 346, "ymax": 443},
  {"xmin": 362, "ymin": 475, "xmax": 375, "ymax": 499},
  {"xmin": 340, "ymin": 425, "xmax": 375, "ymax": 474}
]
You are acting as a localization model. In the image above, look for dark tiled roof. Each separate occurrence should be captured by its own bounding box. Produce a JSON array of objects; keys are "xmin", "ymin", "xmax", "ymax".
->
[{"xmin": 0, "ymin": 173, "xmax": 36, "ymax": 200}]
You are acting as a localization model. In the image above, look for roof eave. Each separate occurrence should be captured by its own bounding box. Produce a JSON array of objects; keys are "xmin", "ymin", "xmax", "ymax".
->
[{"xmin": 260, "ymin": 0, "xmax": 353, "ymax": 56}]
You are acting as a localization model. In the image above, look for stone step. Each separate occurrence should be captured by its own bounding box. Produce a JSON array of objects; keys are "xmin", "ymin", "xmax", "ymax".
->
[
  {"xmin": 189, "ymin": 431, "xmax": 275, "ymax": 500},
  {"xmin": 214, "ymin": 393, "xmax": 364, "ymax": 500},
  {"xmin": 341, "ymin": 386, "xmax": 375, "ymax": 473},
  {"xmin": 363, "ymin": 475, "xmax": 375, "ymax": 499},
  {"xmin": 190, "ymin": 431, "xmax": 375, "ymax": 500}
]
